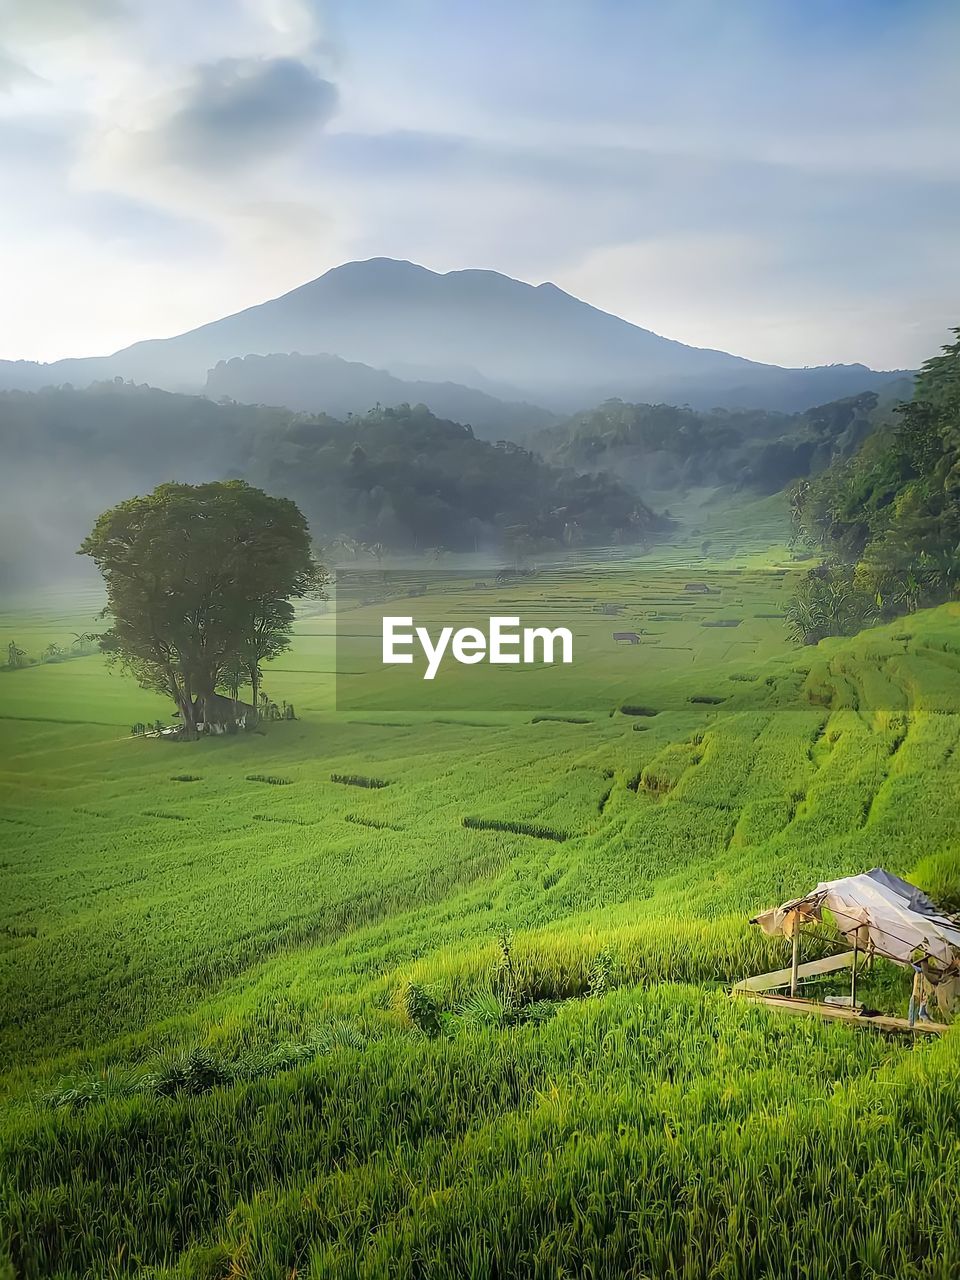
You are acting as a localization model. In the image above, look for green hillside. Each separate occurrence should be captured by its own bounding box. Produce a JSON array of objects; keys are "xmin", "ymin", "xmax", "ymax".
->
[{"xmin": 3, "ymin": 498, "xmax": 960, "ymax": 1278}]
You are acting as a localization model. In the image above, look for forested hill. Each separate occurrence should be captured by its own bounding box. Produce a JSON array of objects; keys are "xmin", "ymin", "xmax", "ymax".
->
[
  {"xmin": 2, "ymin": 371, "xmax": 924, "ymax": 590},
  {"xmin": 205, "ymin": 352, "xmax": 555, "ymax": 440},
  {"xmin": 0, "ymin": 384, "xmax": 659, "ymax": 586},
  {"xmin": 535, "ymin": 383, "xmax": 914, "ymax": 493},
  {"xmin": 786, "ymin": 330, "xmax": 960, "ymax": 640},
  {"xmin": 241, "ymin": 401, "xmax": 657, "ymax": 555}
]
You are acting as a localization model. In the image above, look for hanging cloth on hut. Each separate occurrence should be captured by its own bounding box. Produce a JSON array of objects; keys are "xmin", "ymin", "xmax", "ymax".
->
[{"xmin": 751, "ymin": 867, "xmax": 960, "ymax": 982}]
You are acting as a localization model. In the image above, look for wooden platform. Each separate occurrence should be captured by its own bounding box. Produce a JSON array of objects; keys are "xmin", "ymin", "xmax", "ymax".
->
[
  {"xmin": 733, "ymin": 989, "xmax": 947, "ymax": 1035},
  {"xmin": 732, "ymin": 951, "xmax": 948, "ymax": 1034},
  {"xmin": 733, "ymin": 951, "xmax": 855, "ymax": 993}
]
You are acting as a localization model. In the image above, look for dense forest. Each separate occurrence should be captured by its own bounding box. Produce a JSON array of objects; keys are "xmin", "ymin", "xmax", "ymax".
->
[
  {"xmin": 534, "ymin": 386, "xmax": 911, "ymax": 492},
  {"xmin": 8, "ymin": 362, "xmax": 955, "ymax": 599},
  {"xmin": 788, "ymin": 331, "xmax": 960, "ymax": 641},
  {"xmin": 241, "ymin": 401, "xmax": 657, "ymax": 555},
  {"xmin": 0, "ymin": 384, "xmax": 658, "ymax": 584}
]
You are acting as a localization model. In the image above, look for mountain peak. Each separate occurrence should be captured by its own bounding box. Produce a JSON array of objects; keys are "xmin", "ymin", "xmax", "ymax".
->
[
  {"xmin": 322, "ymin": 256, "xmax": 429, "ymax": 279},
  {"xmin": 316, "ymin": 258, "xmax": 540, "ymax": 297},
  {"xmin": 0, "ymin": 257, "xmax": 910, "ymax": 412}
]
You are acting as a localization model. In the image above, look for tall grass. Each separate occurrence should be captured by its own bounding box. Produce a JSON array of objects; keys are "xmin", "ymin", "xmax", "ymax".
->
[
  {"xmin": 3, "ymin": 990, "xmax": 958, "ymax": 1278},
  {"xmin": 2, "ymin": 576, "xmax": 960, "ymax": 1278}
]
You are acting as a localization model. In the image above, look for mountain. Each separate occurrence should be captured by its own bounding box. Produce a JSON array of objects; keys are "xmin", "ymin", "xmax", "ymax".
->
[
  {"xmin": 205, "ymin": 353, "xmax": 555, "ymax": 439},
  {"xmin": 0, "ymin": 258, "xmax": 911, "ymax": 412}
]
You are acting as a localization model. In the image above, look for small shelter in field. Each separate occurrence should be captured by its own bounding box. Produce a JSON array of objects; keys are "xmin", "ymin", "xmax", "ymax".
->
[
  {"xmin": 737, "ymin": 868, "xmax": 960, "ymax": 1033},
  {"xmin": 198, "ymin": 692, "xmax": 256, "ymax": 734},
  {"xmin": 684, "ymin": 582, "xmax": 711, "ymax": 593},
  {"xmin": 613, "ymin": 631, "xmax": 640, "ymax": 644}
]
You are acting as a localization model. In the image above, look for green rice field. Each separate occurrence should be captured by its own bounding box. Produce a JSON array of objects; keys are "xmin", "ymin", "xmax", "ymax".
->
[{"xmin": 3, "ymin": 492, "xmax": 960, "ymax": 1279}]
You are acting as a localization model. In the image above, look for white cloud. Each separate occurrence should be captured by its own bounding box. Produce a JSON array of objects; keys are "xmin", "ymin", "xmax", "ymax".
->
[
  {"xmin": 0, "ymin": 0, "xmax": 352, "ymax": 357},
  {"xmin": 557, "ymin": 235, "xmax": 957, "ymax": 370},
  {"xmin": 0, "ymin": 0, "xmax": 958, "ymax": 367}
]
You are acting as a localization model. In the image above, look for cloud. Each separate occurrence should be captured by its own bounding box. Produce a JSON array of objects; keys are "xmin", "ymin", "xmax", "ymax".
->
[
  {"xmin": 0, "ymin": 0, "xmax": 958, "ymax": 367},
  {"xmin": 0, "ymin": 0, "xmax": 125, "ymax": 40},
  {"xmin": 158, "ymin": 57, "xmax": 337, "ymax": 170},
  {"xmin": 77, "ymin": 53, "xmax": 341, "ymax": 281},
  {"xmin": 556, "ymin": 233, "xmax": 958, "ymax": 370},
  {"xmin": 0, "ymin": 0, "xmax": 125, "ymax": 94},
  {"xmin": 0, "ymin": 51, "xmax": 38, "ymax": 90},
  {"xmin": 0, "ymin": 1, "xmax": 346, "ymax": 359}
]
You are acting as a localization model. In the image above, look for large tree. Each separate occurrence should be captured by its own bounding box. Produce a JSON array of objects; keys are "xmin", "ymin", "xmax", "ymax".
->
[{"xmin": 79, "ymin": 481, "xmax": 324, "ymax": 737}]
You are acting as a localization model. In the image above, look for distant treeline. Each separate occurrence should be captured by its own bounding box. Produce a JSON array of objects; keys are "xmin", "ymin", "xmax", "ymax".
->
[
  {"xmin": 533, "ymin": 385, "xmax": 912, "ymax": 493},
  {"xmin": 0, "ymin": 384, "xmax": 661, "ymax": 584},
  {"xmin": 1, "ymin": 372, "xmax": 928, "ymax": 589}
]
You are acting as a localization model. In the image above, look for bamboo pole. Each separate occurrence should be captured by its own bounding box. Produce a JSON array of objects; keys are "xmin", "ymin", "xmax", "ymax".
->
[
  {"xmin": 851, "ymin": 940, "xmax": 858, "ymax": 1008},
  {"xmin": 790, "ymin": 915, "xmax": 800, "ymax": 998},
  {"xmin": 908, "ymin": 968, "xmax": 920, "ymax": 1026}
]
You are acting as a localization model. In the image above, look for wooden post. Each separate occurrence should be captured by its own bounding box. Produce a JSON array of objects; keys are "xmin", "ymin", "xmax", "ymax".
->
[
  {"xmin": 790, "ymin": 915, "xmax": 800, "ymax": 997},
  {"xmin": 850, "ymin": 940, "xmax": 858, "ymax": 1009},
  {"xmin": 908, "ymin": 969, "xmax": 920, "ymax": 1027}
]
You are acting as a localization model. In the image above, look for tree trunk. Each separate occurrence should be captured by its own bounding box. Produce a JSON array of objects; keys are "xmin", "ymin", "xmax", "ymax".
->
[
  {"xmin": 166, "ymin": 670, "xmax": 198, "ymax": 741},
  {"xmin": 250, "ymin": 666, "xmax": 260, "ymax": 725},
  {"xmin": 178, "ymin": 695, "xmax": 198, "ymax": 740},
  {"xmin": 201, "ymin": 692, "xmax": 217, "ymax": 733}
]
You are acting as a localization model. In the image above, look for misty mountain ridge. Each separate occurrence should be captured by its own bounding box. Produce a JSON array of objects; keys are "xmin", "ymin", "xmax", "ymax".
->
[
  {"xmin": 205, "ymin": 352, "xmax": 555, "ymax": 439},
  {"xmin": 0, "ymin": 258, "xmax": 911, "ymax": 414},
  {"xmin": 0, "ymin": 383, "xmax": 653, "ymax": 588}
]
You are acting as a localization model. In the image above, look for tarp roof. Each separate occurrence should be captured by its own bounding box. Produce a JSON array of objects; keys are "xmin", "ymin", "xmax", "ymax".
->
[{"xmin": 752, "ymin": 868, "xmax": 960, "ymax": 978}]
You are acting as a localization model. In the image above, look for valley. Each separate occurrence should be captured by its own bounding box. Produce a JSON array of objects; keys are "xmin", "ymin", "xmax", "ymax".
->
[
  {"xmin": 4, "ymin": 5, "xmax": 959, "ymax": 1275},
  {"xmin": 3, "ymin": 490, "xmax": 960, "ymax": 1278}
]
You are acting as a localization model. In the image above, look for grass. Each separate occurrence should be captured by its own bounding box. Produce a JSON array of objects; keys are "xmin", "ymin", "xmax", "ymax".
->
[
  {"xmin": 461, "ymin": 816, "xmax": 569, "ymax": 841},
  {"xmin": 329, "ymin": 773, "xmax": 390, "ymax": 788},
  {"xmin": 2, "ymin": 492, "xmax": 960, "ymax": 1278}
]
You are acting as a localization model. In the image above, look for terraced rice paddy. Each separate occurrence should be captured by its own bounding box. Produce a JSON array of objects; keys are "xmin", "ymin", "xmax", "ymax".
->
[{"xmin": 2, "ymin": 492, "xmax": 960, "ymax": 1279}]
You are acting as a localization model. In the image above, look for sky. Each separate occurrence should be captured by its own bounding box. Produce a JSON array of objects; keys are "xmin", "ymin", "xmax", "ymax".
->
[{"xmin": 0, "ymin": 0, "xmax": 958, "ymax": 369}]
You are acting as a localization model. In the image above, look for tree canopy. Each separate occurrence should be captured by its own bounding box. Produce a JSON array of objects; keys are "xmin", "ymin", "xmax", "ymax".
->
[
  {"xmin": 79, "ymin": 481, "xmax": 324, "ymax": 736},
  {"xmin": 0, "ymin": 384, "xmax": 662, "ymax": 584},
  {"xmin": 533, "ymin": 392, "xmax": 896, "ymax": 495},
  {"xmin": 789, "ymin": 330, "xmax": 960, "ymax": 640},
  {"xmin": 243, "ymin": 401, "xmax": 661, "ymax": 552}
]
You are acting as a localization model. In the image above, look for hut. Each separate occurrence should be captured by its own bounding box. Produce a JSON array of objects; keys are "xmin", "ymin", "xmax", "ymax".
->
[
  {"xmin": 736, "ymin": 868, "xmax": 960, "ymax": 1032},
  {"xmin": 198, "ymin": 692, "xmax": 257, "ymax": 735}
]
